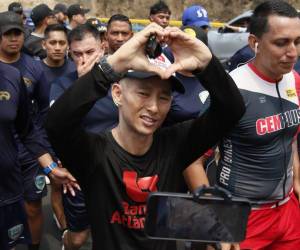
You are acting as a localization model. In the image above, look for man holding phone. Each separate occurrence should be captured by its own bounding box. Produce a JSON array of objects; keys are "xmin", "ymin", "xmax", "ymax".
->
[{"xmin": 46, "ymin": 23, "xmax": 245, "ymax": 250}]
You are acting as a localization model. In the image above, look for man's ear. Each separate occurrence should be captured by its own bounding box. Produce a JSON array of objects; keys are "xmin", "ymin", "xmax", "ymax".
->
[
  {"xmin": 111, "ymin": 82, "xmax": 122, "ymax": 107},
  {"xmin": 42, "ymin": 40, "xmax": 46, "ymax": 50},
  {"xmin": 248, "ymin": 34, "xmax": 259, "ymax": 54}
]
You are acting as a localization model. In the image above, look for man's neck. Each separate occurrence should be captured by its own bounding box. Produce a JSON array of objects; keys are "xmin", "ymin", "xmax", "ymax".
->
[
  {"xmin": 252, "ymin": 59, "xmax": 283, "ymax": 82},
  {"xmin": 43, "ymin": 57, "xmax": 65, "ymax": 67},
  {"xmin": 70, "ymin": 21, "xmax": 77, "ymax": 30},
  {"xmin": 112, "ymin": 125, "xmax": 153, "ymax": 156},
  {"xmin": 108, "ymin": 48, "xmax": 116, "ymax": 55},
  {"xmin": 33, "ymin": 26, "xmax": 45, "ymax": 37},
  {"xmin": 0, "ymin": 51, "xmax": 20, "ymax": 64}
]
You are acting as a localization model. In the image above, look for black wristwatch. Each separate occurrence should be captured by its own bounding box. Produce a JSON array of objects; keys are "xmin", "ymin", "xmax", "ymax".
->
[{"xmin": 98, "ymin": 56, "xmax": 125, "ymax": 82}]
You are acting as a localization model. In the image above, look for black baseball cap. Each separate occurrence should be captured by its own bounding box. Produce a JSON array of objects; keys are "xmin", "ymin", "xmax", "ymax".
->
[
  {"xmin": 54, "ymin": 3, "xmax": 68, "ymax": 15},
  {"xmin": 30, "ymin": 4, "xmax": 53, "ymax": 26},
  {"xmin": 67, "ymin": 4, "xmax": 89, "ymax": 18},
  {"xmin": 87, "ymin": 18, "xmax": 107, "ymax": 33},
  {"xmin": 125, "ymin": 55, "xmax": 185, "ymax": 94},
  {"xmin": 0, "ymin": 11, "xmax": 24, "ymax": 34},
  {"xmin": 8, "ymin": 2, "xmax": 23, "ymax": 14}
]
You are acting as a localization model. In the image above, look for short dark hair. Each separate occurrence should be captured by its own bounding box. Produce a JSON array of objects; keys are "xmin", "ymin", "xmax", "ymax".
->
[
  {"xmin": 107, "ymin": 14, "xmax": 132, "ymax": 31},
  {"xmin": 68, "ymin": 23, "xmax": 100, "ymax": 44},
  {"xmin": 44, "ymin": 24, "xmax": 67, "ymax": 40},
  {"xmin": 150, "ymin": 1, "xmax": 171, "ymax": 15},
  {"xmin": 249, "ymin": 0, "xmax": 298, "ymax": 38}
]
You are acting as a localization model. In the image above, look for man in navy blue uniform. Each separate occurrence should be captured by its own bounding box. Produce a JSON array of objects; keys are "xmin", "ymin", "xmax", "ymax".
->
[
  {"xmin": 163, "ymin": 25, "xmax": 210, "ymax": 125},
  {"xmin": 105, "ymin": 14, "xmax": 133, "ymax": 55},
  {"xmin": 0, "ymin": 60, "xmax": 40, "ymax": 250},
  {"xmin": 66, "ymin": 4, "xmax": 89, "ymax": 32},
  {"xmin": 0, "ymin": 11, "xmax": 77, "ymax": 250},
  {"xmin": 23, "ymin": 4, "xmax": 57, "ymax": 59},
  {"xmin": 40, "ymin": 23, "xmax": 76, "ymax": 234},
  {"xmin": 50, "ymin": 23, "xmax": 109, "ymax": 250},
  {"xmin": 41, "ymin": 24, "xmax": 75, "ymax": 84}
]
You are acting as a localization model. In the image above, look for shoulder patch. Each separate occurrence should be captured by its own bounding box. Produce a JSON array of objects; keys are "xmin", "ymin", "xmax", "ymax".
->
[
  {"xmin": 23, "ymin": 77, "xmax": 32, "ymax": 87},
  {"xmin": 286, "ymin": 88, "xmax": 297, "ymax": 98},
  {"xmin": 0, "ymin": 91, "xmax": 11, "ymax": 100}
]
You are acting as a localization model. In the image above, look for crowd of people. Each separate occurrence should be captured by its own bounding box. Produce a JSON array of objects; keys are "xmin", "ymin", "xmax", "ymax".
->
[{"xmin": 1, "ymin": 1, "xmax": 300, "ymax": 250}]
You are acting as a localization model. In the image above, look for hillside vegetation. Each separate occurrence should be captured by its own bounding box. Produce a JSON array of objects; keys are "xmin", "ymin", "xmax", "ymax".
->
[{"xmin": 1, "ymin": 0, "xmax": 300, "ymax": 22}]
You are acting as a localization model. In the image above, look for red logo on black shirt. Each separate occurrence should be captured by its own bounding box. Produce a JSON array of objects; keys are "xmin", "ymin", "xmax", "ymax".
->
[
  {"xmin": 109, "ymin": 171, "xmax": 158, "ymax": 229},
  {"xmin": 123, "ymin": 170, "xmax": 158, "ymax": 202}
]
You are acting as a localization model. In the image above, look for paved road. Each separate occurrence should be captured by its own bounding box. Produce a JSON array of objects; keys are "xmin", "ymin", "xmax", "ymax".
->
[{"xmin": 16, "ymin": 185, "xmax": 92, "ymax": 250}]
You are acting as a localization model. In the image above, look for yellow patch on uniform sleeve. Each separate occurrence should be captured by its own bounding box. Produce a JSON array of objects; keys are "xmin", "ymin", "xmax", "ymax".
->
[
  {"xmin": 183, "ymin": 28, "xmax": 196, "ymax": 38},
  {"xmin": 286, "ymin": 88, "xmax": 296, "ymax": 98},
  {"xmin": 0, "ymin": 91, "xmax": 11, "ymax": 100}
]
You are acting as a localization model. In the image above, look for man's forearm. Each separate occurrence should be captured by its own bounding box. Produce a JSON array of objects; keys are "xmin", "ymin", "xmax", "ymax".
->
[
  {"xmin": 292, "ymin": 141, "xmax": 300, "ymax": 187},
  {"xmin": 38, "ymin": 153, "xmax": 55, "ymax": 169},
  {"xmin": 183, "ymin": 156, "xmax": 210, "ymax": 192}
]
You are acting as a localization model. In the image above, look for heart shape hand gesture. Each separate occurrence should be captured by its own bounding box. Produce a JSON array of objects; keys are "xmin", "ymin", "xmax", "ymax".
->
[{"xmin": 107, "ymin": 22, "xmax": 212, "ymax": 79}]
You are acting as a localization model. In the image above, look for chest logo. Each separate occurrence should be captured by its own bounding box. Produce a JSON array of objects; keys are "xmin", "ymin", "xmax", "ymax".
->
[
  {"xmin": 0, "ymin": 91, "xmax": 11, "ymax": 100},
  {"xmin": 23, "ymin": 77, "xmax": 32, "ymax": 87},
  {"xmin": 286, "ymin": 88, "xmax": 296, "ymax": 98},
  {"xmin": 123, "ymin": 170, "xmax": 158, "ymax": 202},
  {"xmin": 199, "ymin": 90, "xmax": 209, "ymax": 104},
  {"xmin": 259, "ymin": 96, "xmax": 266, "ymax": 104}
]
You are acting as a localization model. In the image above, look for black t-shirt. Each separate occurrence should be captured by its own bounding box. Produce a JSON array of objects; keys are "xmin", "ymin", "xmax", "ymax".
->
[
  {"xmin": 81, "ymin": 129, "xmax": 190, "ymax": 249},
  {"xmin": 46, "ymin": 57, "xmax": 245, "ymax": 250}
]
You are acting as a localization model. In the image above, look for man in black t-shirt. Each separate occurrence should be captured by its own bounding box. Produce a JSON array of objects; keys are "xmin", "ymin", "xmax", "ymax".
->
[{"xmin": 46, "ymin": 23, "xmax": 245, "ymax": 250}]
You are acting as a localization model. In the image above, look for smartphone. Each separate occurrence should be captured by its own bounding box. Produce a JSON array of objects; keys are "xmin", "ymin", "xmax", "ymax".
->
[
  {"xmin": 145, "ymin": 192, "xmax": 251, "ymax": 243},
  {"xmin": 145, "ymin": 35, "xmax": 162, "ymax": 59}
]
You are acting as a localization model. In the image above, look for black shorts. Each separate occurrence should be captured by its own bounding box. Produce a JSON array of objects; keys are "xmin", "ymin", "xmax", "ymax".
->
[
  {"xmin": 63, "ymin": 189, "xmax": 90, "ymax": 232},
  {"xmin": 21, "ymin": 151, "xmax": 47, "ymax": 201},
  {"xmin": 0, "ymin": 200, "xmax": 31, "ymax": 250}
]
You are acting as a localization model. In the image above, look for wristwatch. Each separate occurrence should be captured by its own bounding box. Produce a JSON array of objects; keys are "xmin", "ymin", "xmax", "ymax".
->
[
  {"xmin": 43, "ymin": 162, "xmax": 58, "ymax": 175},
  {"xmin": 98, "ymin": 56, "xmax": 125, "ymax": 82}
]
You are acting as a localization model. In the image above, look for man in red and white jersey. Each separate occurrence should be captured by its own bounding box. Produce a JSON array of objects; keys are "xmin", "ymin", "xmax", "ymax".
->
[{"xmin": 216, "ymin": 1, "xmax": 300, "ymax": 249}]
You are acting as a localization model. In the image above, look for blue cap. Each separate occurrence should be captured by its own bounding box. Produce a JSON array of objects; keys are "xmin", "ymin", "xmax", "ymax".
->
[{"xmin": 182, "ymin": 5, "xmax": 210, "ymax": 28}]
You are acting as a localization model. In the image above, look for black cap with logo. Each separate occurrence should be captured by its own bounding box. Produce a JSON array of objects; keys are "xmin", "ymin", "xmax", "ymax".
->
[
  {"xmin": 30, "ymin": 4, "xmax": 53, "ymax": 26},
  {"xmin": 86, "ymin": 18, "xmax": 107, "ymax": 33},
  {"xmin": 0, "ymin": 11, "xmax": 24, "ymax": 34},
  {"xmin": 67, "ymin": 4, "xmax": 89, "ymax": 18}
]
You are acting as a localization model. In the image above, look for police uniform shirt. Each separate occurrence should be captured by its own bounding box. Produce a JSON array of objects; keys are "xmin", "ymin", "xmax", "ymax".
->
[{"xmin": 0, "ymin": 62, "xmax": 45, "ymax": 206}]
